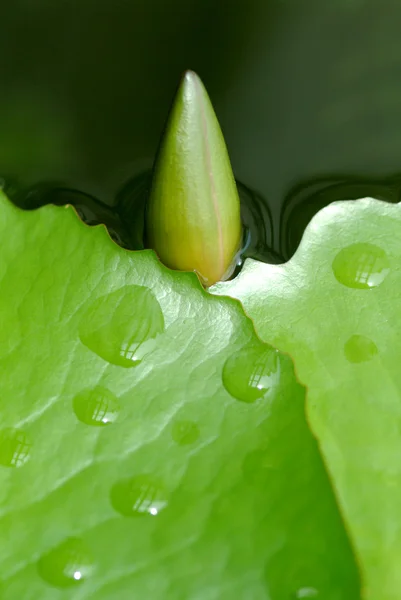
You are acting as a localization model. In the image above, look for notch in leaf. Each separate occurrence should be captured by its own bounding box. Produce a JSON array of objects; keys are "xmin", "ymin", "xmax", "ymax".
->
[{"xmin": 146, "ymin": 70, "xmax": 242, "ymax": 286}]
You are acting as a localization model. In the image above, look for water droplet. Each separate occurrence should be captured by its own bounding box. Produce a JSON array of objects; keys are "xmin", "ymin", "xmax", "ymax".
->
[
  {"xmin": 79, "ymin": 285, "xmax": 164, "ymax": 367},
  {"xmin": 0, "ymin": 428, "xmax": 31, "ymax": 467},
  {"xmin": 344, "ymin": 334, "xmax": 378, "ymax": 363},
  {"xmin": 295, "ymin": 588, "xmax": 319, "ymax": 599},
  {"xmin": 332, "ymin": 243, "xmax": 390, "ymax": 289},
  {"xmin": 73, "ymin": 387, "xmax": 120, "ymax": 426},
  {"xmin": 222, "ymin": 345, "xmax": 280, "ymax": 403},
  {"xmin": 110, "ymin": 475, "xmax": 167, "ymax": 517},
  {"xmin": 172, "ymin": 420, "xmax": 200, "ymax": 445},
  {"xmin": 37, "ymin": 537, "xmax": 94, "ymax": 588}
]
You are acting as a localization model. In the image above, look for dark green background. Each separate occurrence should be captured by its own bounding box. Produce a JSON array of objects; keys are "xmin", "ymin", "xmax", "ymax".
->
[{"xmin": 0, "ymin": 0, "xmax": 400, "ymax": 220}]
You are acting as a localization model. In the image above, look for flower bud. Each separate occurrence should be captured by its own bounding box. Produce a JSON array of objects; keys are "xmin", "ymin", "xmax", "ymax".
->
[{"xmin": 146, "ymin": 70, "xmax": 242, "ymax": 286}]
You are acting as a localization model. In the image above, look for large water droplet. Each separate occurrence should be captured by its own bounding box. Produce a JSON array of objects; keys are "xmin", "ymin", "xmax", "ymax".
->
[
  {"xmin": 222, "ymin": 345, "xmax": 280, "ymax": 403},
  {"xmin": 79, "ymin": 285, "xmax": 164, "ymax": 367},
  {"xmin": 110, "ymin": 475, "xmax": 167, "ymax": 516},
  {"xmin": 172, "ymin": 420, "xmax": 200, "ymax": 446},
  {"xmin": 294, "ymin": 587, "xmax": 319, "ymax": 599},
  {"xmin": 0, "ymin": 428, "xmax": 31, "ymax": 467},
  {"xmin": 344, "ymin": 334, "xmax": 378, "ymax": 363},
  {"xmin": 37, "ymin": 537, "xmax": 94, "ymax": 588},
  {"xmin": 332, "ymin": 243, "xmax": 390, "ymax": 289},
  {"xmin": 73, "ymin": 387, "xmax": 120, "ymax": 426}
]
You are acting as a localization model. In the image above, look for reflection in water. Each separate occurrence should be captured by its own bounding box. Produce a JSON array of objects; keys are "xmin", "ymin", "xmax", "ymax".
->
[
  {"xmin": 8, "ymin": 170, "xmax": 401, "ymax": 272},
  {"xmin": 116, "ymin": 170, "xmax": 152, "ymax": 250},
  {"xmin": 117, "ymin": 171, "xmax": 277, "ymax": 263},
  {"xmin": 10, "ymin": 183, "xmax": 131, "ymax": 248},
  {"xmin": 280, "ymin": 174, "xmax": 401, "ymax": 260},
  {"xmin": 10, "ymin": 174, "xmax": 277, "ymax": 271}
]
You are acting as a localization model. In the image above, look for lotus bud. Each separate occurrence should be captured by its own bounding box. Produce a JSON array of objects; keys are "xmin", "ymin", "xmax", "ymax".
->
[{"xmin": 146, "ymin": 70, "xmax": 242, "ymax": 286}]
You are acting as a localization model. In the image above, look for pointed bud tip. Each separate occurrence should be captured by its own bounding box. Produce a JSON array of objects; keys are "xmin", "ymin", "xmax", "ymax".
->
[
  {"xmin": 147, "ymin": 70, "xmax": 242, "ymax": 286},
  {"xmin": 179, "ymin": 70, "xmax": 204, "ymax": 98},
  {"xmin": 181, "ymin": 70, "xmax": 200, "ymax": 84}
]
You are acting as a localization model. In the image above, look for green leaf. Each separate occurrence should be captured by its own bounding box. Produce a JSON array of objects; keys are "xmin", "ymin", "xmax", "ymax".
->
[
  {"xmin": 146, "ymin": 71, "xmax": 242, "ymax": 286},
  {"xmin": 0, "ymin": 192, "xmax": 359, "ymax": 598},
  {"xmin": 212, "ymin": 197, "xmax": 401, "ymax": 600}
]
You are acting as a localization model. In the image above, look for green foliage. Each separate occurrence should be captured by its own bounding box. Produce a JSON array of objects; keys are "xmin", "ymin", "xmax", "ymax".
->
[
  {"xmin": 212, "ymin": 197, "xmax": 401, "ymax": 600},
  {"xmin": 0, "ymin": 192, "xmax": 359, "ymax": 599}
]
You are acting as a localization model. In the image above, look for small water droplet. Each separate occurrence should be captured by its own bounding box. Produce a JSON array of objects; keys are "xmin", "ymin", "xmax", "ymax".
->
[
  {"xmin": 37, "ymin": 537, "xmax": 94, "ymax": 588},
  {"xmin": 79, "ymin": 285, "xmax": 164, "ymax": 367},
  {"xmin": 73, "ymin": 387, "xmax": 120, "ymax": 426},
  {"xmin": 172, "ymin": 420, "xmax": 200, "ymax": 445},
  {"xmin": 332, "ymin": 243, "xmax": 390, "ymax": 289},
  {"xmin": 295, "ymin": 587, "xmax": 319, "ymax": 599},
  {"xmin": 222, "ymin": 345, "xmax": 280, "ymax": 403},
  {"xmin": 0, "ymin": 428, "xmax": 31, "ymax": 467},
  {"xmin": 344, "ymin": 334, "xmax": 378, "ymax": 363},
  {"xmin": 110, "ymin": 475, "xmax": 167, "ymax": 516}
]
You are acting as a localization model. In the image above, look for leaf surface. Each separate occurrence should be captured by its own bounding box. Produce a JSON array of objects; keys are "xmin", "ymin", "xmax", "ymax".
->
[
  {"xmin": 0, "ymin": 193, "xmax": 359, "ymax": 599},
  {"xmin": 212, "ymin": 197, "xmax": 401, "ymax": 600}
]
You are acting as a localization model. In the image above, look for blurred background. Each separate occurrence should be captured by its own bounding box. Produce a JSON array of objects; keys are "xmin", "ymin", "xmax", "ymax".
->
[{"xmin": 0, "ymin": 0, "xmax": 400, "ymax": 230}]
